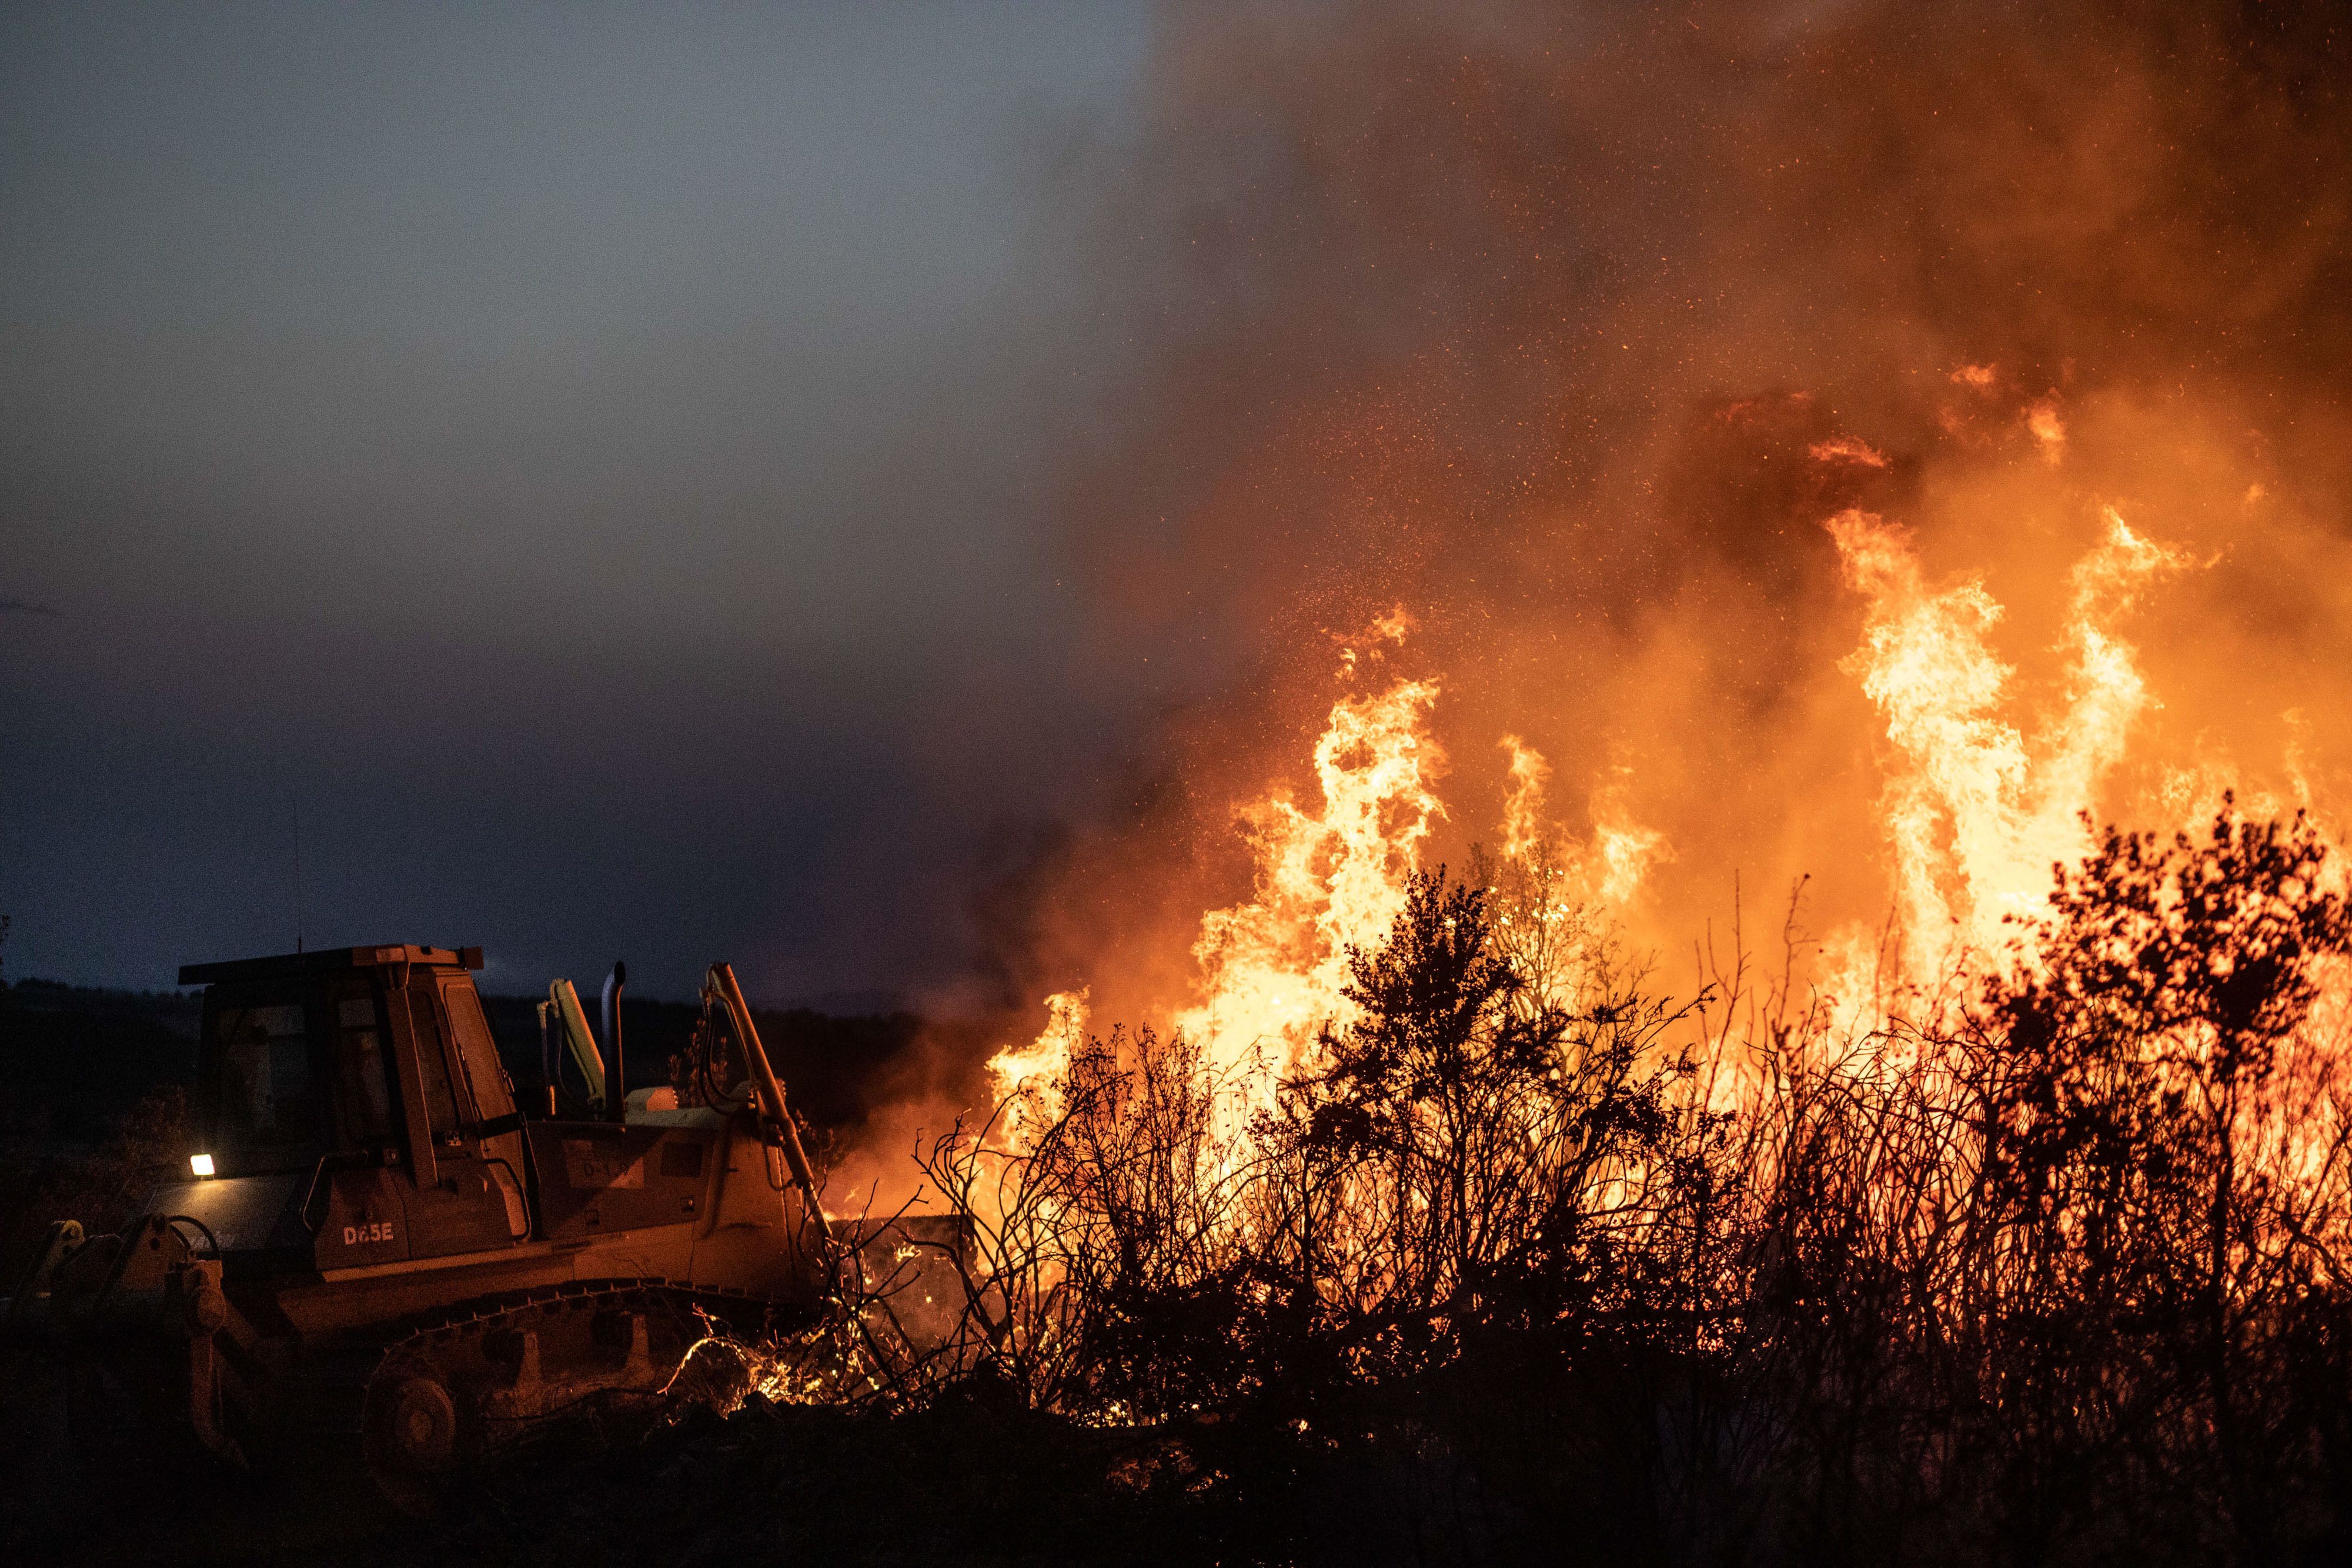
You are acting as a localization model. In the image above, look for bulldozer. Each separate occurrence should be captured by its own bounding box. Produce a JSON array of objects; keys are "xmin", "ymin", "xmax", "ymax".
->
[{"xmin": 0, "ymin": 944, "xmax": 961, "ymax": 1506}]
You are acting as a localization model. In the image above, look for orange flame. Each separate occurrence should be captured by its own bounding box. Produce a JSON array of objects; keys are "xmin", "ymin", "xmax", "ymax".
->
[
  {"xmin": 986, "ymin": 987, "xmax": 1088, "ymax": 1131},
  {"xmin": 1498, "ymin": 734, "xmax": 1549, "ymax": 862},
  {"xmin": 981, "ymin": 474, "xmax": 2311, "ymax": 1175},
  {"xmin": 1827, "ymin": 504, "xmax": 2185, "ymax": 989},
  {"xmin": 988, "ymin": 617, "xmax": 1690, "ymax": 1151},
  {"xmin": 1170, "ymin": 670, "xmax": 1444, "ymax": 1125}
]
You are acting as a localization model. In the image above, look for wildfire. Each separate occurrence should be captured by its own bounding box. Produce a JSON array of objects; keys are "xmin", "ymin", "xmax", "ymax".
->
[
  {"xmin": 986, "ymin": 987, "xmax": 1088, "ymax": 1133},
  {"xmin": 976, "ymin": 380, "xmax": 2347, "ymax": 1193},
  {"xmin": 990, "ymin": 624, "xmax": 1676, "ymax": 1146},
  {"xmin": 990, "ymin": 633, "xmax": 1452, "ymax": 1138},
  {"xmin": 1167, "ymin": 668, "xmax": 1441, "ymax": 1115},
  {"xmin": 984, "ymin": 473, "xmax": 2300, "ymax": 1151},
  {"xmin": 1828, "ymin": 505, "xmax": 2185, "ymax": 992}
]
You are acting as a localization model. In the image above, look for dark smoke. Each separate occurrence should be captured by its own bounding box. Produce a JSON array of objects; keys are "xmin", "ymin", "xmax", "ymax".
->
[{"xmin": 978, "ymin": 0, "xmax": 2352, "ymax": 1029}]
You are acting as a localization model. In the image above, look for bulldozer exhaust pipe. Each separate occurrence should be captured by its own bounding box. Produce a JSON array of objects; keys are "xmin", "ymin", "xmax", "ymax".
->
[
  {"xmin": 536, "ymin": 1001, "xmax": 557, "ymax": 1115},
  {"xmin": 601, "ymin": 961, "xmax": 626, "ymax": 1122}
]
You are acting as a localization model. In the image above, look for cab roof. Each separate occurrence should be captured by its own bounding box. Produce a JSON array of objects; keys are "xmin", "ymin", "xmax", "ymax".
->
[{"xmin": 177, "ymin": 944, "xmax": 484, "ymax": 986}]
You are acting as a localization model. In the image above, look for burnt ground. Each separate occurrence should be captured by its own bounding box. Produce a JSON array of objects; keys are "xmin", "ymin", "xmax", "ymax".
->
[{"xmin": 0, "ymin": 1374, "xmax": 1442, "ymax": 1568}]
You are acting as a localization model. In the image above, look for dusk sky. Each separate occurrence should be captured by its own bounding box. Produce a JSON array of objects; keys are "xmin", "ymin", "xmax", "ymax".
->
[
  {"xmin": 2, "ymin": 4, "xmax": 1158, "ymax": 1004},
  {"xmin": 11, "ymin": 2, "xmax": 2349, "ymax": 1023}
]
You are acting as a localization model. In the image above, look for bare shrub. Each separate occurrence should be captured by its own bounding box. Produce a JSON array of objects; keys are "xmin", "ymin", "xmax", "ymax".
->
[{"xmin": 754, "ymin": 805, "xmax": 2352, "ymax": 1567}]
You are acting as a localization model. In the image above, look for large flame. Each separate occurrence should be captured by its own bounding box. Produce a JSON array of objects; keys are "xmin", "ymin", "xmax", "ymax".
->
[
  {"xmin": 987, "ymin": 476, "xmax": 2274, "ymax": 1152},
  {"xmin": 975, "ymin": 347, "xmax": 2352, "ymax": 1184},
  {"xmin": 989, "ymin": 625, "xmax": 1681, "ymax": 1144},
  {"xmin": 991, "ymin": 639, "xmax": 1448, "ymax": 1135},
  {"xmin": 1168, "ymin": 667, "xmax": 1442, "ymax": 1102},
  {"xmin": 1828, "ymin": 505, "xmax": 2185, "ymax": 990}
]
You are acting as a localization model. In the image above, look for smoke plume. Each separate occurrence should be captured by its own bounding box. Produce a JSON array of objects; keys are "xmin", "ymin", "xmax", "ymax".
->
[{"xmin": 973, "ymin": 0, "xmax": 2352, "ymax": 1038}]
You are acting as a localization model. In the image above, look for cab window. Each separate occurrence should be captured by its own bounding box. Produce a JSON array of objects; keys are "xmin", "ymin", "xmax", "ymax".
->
[
  {"xmin": 331, "ymin": 992, "xmax": 397, "ymax": 1146},
  {"xmin": 439, "ymin": 978, "xmax": 514, "ymax": 1121},
  {"xmin": 207, "ymin": 995, "xmax": 325, "ymax": 1169},
  {"xmin": 402, "ymin": 979, "xmax": 463, "ymax": 1141}
]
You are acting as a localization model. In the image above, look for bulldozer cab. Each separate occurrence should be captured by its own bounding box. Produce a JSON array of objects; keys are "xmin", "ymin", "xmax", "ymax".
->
[{"xmin": 179, "ymin": 945, "xmax": 530, "ymax": 1273}]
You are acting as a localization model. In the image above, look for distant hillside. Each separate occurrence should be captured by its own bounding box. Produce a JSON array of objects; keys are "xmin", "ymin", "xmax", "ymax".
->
[{"xmin": 0, "ymin": 979, "xmax": 202, "ymax": 1144}]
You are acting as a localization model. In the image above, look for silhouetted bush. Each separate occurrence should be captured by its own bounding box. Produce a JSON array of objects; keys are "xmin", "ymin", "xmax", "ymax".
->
[{"xmin": 872, "ymin": 805, "xmax": 2352, "ymax": 1567}]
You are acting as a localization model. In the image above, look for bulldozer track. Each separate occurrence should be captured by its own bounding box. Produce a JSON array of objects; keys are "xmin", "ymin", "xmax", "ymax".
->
[
  {"xmin": 355, "ymin": 1275, "xmax": 804, "ymax": 1416},
  {"xmin": 324, "ymin": 1276, "xmax": 815, "ymax": 1509},
  {"xmin": 373, "ymin": 1276, "xmax": 791, "ymax": 1366}
]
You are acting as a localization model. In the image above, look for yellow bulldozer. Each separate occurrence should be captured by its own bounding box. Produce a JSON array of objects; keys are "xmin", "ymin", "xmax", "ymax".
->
[{"xmin": 1, "ymin": 944, "xmax": 960, "ymax": 1506}]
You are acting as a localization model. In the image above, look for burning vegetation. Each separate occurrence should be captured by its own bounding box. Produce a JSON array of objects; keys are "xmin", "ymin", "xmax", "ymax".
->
[
  {"xmin": 465, "ymin": 784, "xmax": 2352, "ymax": 1566},
  {"xmin": 613, "ymin": 534, "xmax": 2352, "ymax": 1562}
]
